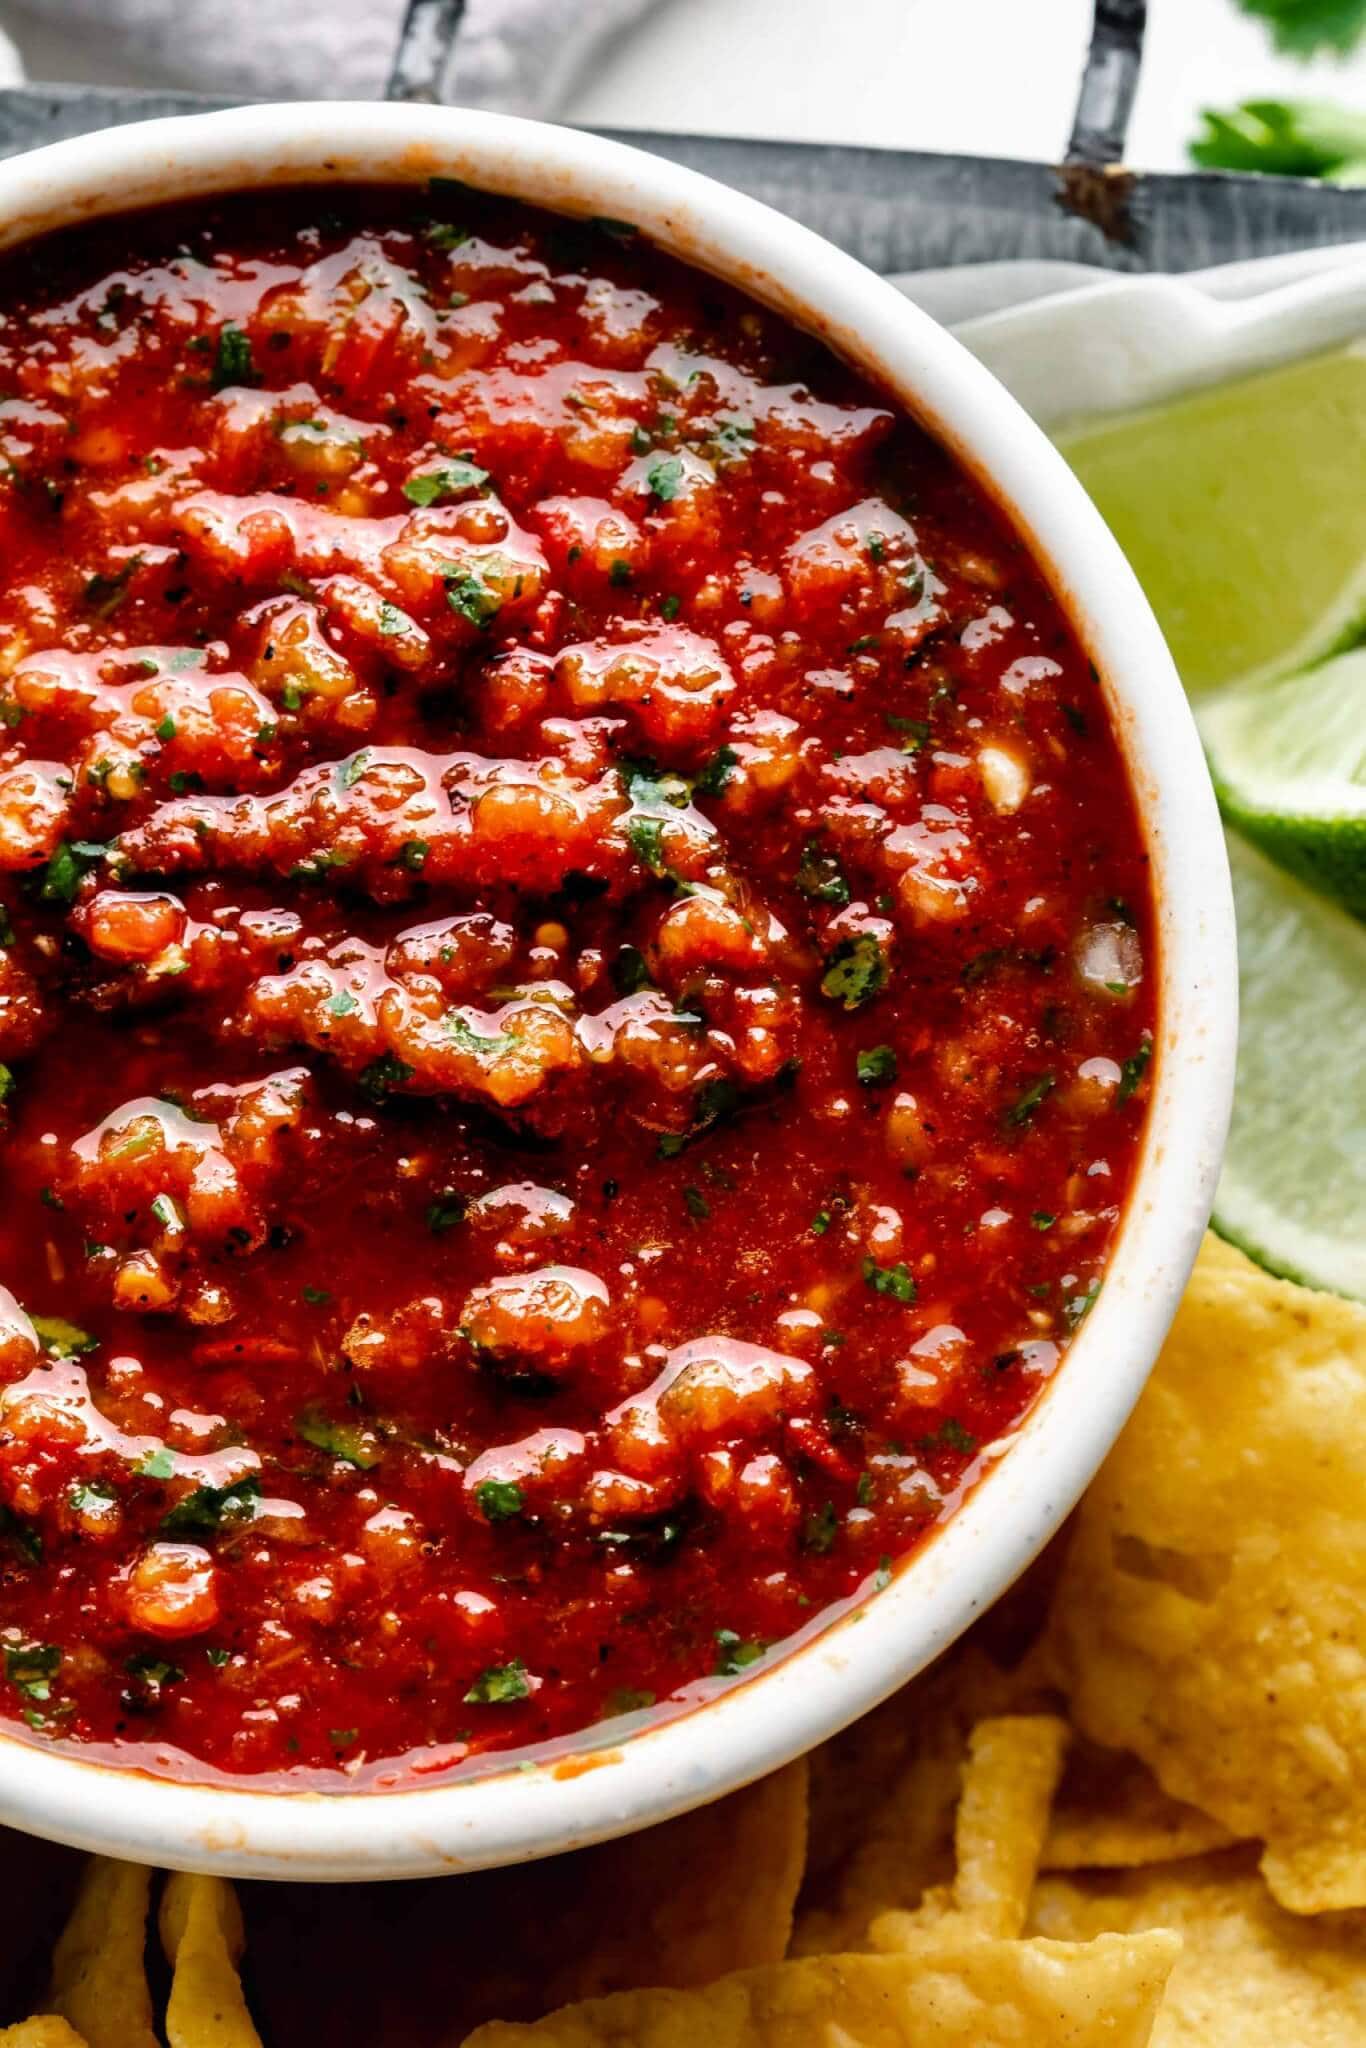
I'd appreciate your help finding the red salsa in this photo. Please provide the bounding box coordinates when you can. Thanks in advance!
[0,184,1154,1785]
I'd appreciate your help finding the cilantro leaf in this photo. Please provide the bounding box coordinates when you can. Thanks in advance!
[475,1479,524,1522]
[5,1642,60,1702]
[612,944,654,995]
[856,1044,897,1088]
[714,1629,766,1676]
[646,454,685,501]
[402,460,489,506]
[211,322,257,391]
[801,1501,839,1555]
[464,1659,531,1704]
[297,1411,380,1469]
[921,1417,978,1456]
[795,839,850,907]
[83,556,143,618]
[39,840,107,905]
[821,934,888,1011]
[30,1315,96,1358]
[862,1256,916,1303]
[358,1054,414,1103]
[695,744,738,798]
[1118,1037,1153,1106]
[443,1011,515,1060]
[1005,1071,1056,1128]
[1228,0,1366,58]
[627,815,667,875]
[443,557,518,628]
[160,1473,261,1538]
[1191,95,1366,177]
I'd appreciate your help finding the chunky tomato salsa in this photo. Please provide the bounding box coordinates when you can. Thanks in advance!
[0,183,1153,1785]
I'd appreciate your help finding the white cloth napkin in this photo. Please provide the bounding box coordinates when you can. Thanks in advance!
[0,0,660,112]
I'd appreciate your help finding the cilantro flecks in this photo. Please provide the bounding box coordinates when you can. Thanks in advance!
[820,934,887,1011]
[475,1479,524,1522]
[862,1256,916,1304]
[443,1011,515,1060]
[611,944,654,996]
[83,555,143,618]
[714,1630,766,1676]
[886,713,931,752]
[358,1054,414,1103]
[1117,1037,1153,1106]
[795,839,850,907]
[801,1502,839,1555]
[646,454,685,501]
[5,1642,60,1702]
[695,744,739,798]
[464,1659,531,1704]
[856,1045,897,1088]
[1064,1280,1102,1329]
[1005,1071,1056,1128]
[657,1076,739,1158]
[297,1411,380,1470]
[921,1417,978,1456]
[39,840,108,906]
[443,558,517,628]
[31,1315,97,1358]
[160,1474,261,1539]
[211,322,257,390]
[627,815,667,875]
[402,459,489,506]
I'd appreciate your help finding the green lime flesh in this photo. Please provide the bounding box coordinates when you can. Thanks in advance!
[1060,348,1366,699]
[1200,645,1366,917]
[1216,832,1366,1302]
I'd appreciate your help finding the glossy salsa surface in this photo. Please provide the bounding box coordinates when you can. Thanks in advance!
[0,184,1154,1786]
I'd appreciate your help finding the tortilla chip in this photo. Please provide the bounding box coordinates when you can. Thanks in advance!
[1042,1740,1240,1871]
[241,1760,807,2043]
[793,1654,1058,1955]
[867,1715,1067,1950]
[159,1875,261,2048]
[1028,1845,1366,2043]
[462,1931,1179,2048]
[943,1717,1069,1938]
[0,2024,88,2047]
[1044,1233,1366,1912]
[46,1861,156,2048]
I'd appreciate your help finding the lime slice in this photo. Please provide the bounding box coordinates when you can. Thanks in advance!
[1060,348,1366,698]
[1199,647,1366,916]
[1216,831,1366,1301]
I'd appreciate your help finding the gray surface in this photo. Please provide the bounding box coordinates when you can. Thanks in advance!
[0,84,1363,276]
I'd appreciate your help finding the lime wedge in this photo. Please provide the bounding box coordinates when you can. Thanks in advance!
[1200,647,1366,916]
[1216,832,1366,1301]
[1060,348,1366,698]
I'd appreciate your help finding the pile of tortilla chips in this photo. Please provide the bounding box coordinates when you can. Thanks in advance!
[4,1234,1366,2048]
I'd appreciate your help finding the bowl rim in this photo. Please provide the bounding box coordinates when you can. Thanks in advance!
[0,98,1237,1881]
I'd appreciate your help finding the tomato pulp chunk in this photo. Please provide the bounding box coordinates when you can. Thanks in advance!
[0,185,1154,1784]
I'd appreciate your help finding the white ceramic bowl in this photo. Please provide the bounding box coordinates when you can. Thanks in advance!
[0,101,1237,1881]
